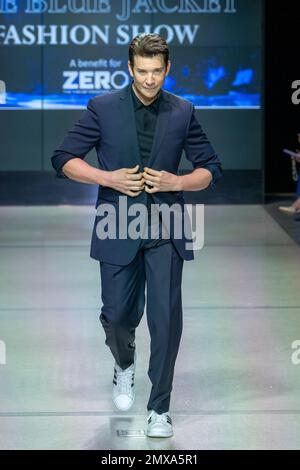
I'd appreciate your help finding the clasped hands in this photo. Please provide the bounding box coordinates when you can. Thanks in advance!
[108,164,182,197]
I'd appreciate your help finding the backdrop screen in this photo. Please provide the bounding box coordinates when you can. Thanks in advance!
[0,0,261,109]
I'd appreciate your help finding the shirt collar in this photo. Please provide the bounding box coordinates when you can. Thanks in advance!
[130,82,163,112]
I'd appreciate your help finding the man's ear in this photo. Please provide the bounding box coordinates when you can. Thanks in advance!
[128,60,133,77]
[166,60,171,76]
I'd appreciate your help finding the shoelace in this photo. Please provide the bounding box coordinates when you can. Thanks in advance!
[148,412,172,425]
[115,367,134,395]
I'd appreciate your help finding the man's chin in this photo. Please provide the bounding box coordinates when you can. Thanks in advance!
[143,87,158,93]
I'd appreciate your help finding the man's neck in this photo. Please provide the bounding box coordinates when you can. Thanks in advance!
[132,82,160,106]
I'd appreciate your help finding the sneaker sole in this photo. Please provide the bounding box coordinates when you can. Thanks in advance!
[146,429,174,438]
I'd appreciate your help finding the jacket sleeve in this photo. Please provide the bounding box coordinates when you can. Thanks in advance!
[51,98,101,178]
[183,105,222,188]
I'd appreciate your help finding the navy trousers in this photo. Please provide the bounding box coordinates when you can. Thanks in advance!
[99,211,184,414]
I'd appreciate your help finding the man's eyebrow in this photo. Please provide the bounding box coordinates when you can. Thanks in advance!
[136,67,164,71]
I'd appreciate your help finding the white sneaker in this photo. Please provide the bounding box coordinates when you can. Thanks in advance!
[146,410,174,438]
[112,353,136,411]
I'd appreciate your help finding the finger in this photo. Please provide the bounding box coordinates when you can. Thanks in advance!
[144,185,157,194]
[128,185,145,191]
[145,180,158,188]
[127,190,142,197]
[145,179,158,188]
[143,167,162,176]
[128,178,145,187]
[142,172,160,182]
[126,164,139,173]
[127,173,143,180]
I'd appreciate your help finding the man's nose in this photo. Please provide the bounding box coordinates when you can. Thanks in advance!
[145,74,155,84]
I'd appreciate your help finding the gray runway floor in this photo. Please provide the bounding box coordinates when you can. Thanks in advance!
[0,205,300,450]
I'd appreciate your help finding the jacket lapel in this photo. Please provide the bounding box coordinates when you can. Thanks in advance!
[148,92,172,168]
[118,85,143,168]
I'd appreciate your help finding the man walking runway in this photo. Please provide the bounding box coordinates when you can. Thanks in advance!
[51,33,222,438]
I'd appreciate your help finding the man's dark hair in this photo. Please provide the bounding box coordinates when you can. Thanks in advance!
[128,33,170,68]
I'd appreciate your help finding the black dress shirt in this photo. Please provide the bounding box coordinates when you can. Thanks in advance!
[130,83,162,210]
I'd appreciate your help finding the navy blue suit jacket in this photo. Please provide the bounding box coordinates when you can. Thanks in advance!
[51,84,222,265]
